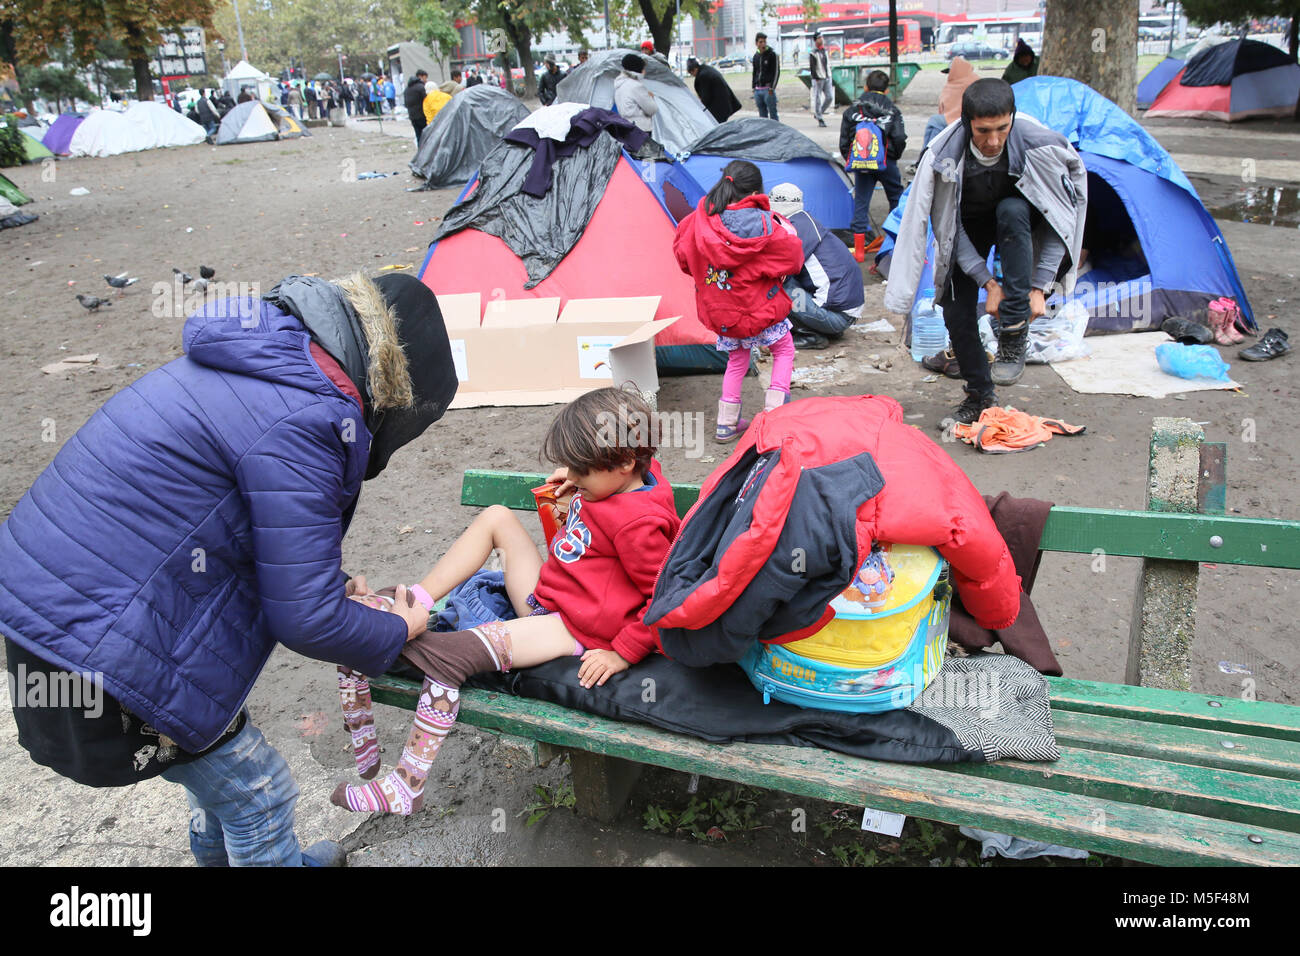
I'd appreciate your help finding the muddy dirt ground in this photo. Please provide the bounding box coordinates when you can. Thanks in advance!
[1,70,1296,865]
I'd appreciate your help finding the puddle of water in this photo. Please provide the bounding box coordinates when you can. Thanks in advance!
[1205,184,1300,228]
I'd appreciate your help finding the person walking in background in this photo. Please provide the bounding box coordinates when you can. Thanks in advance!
[342,77,355,116]
[369,77,384,115]
[304,82,319,120]
[688,57,742,123]
[613,54,657,134]
[809,33,833,128]
[840,70,906,262]
[383,75,396,113]
[538,55,564,106]
[406,69,429,145]
[1002,40,1039,84]
[752,32,780,120]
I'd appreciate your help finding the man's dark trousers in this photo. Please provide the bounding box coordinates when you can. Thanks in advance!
[937,195,1037,397]
[851,162,903,234]
[411,115,426,147]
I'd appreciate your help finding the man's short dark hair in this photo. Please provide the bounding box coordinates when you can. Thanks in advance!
[866,70,889,92]
[451,69,462,80]
[416,70,428,78]
[962,77,1016,122]
[755,32,767,41]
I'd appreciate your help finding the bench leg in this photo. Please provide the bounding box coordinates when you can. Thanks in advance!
[567,749,643,823]
[1126,418,1203,691]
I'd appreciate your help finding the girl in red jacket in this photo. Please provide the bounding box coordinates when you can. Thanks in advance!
[674,160,806,443]
[332,387,681,815]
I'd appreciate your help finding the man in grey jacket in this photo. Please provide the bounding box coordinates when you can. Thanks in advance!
[884,79,1087,425]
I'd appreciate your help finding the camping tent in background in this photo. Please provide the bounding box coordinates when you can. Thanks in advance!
[216,100,308,144]
[68,104,205,156]
[0,172,31,206]
[1136,38,1232,109]
[42,113,85,155]
[676,118,855,228]
[1146,38,1300,121]
[223,60,276,103]
[410,85,530,188]
[876,76,1254,334]
[419,115,719,371]
[555,48,717,156]
[1,172,36,229]
[20,129,53,162]
[124,101,206,149]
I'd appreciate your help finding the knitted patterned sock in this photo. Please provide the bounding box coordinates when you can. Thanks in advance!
[337,666,380,780]
[331,624,513,816]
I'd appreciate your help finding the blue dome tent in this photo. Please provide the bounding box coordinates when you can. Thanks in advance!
[877,76,1254,334]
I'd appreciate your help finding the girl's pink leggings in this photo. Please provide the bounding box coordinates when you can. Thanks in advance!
[721,331,795,404]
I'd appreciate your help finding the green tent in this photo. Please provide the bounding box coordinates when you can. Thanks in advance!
[0,171,31,205]
[21,129,53,162]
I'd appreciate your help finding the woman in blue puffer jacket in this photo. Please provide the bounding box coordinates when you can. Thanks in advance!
[0,272,456,866]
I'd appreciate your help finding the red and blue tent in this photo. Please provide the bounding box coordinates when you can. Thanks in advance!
[1147,38,1300,122]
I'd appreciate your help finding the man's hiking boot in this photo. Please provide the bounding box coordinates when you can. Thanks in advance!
[938,391,997,430]
[1161,315,1214,345]
[990,323,1029,386]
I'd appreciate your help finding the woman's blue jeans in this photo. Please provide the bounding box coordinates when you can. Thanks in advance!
[161,718,310,867]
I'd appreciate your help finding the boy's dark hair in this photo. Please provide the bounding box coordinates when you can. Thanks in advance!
[705,159,763,216]
[866,70,890,92]
[541,385,657,476]
[962,77,1016,123]
[451,69,463,81]
[755,32,767,41]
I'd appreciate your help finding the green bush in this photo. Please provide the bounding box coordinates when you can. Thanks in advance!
[0,117,28,169]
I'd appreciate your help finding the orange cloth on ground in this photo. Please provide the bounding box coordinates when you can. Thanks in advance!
[939,57,978,124]
[953,406,1085,453]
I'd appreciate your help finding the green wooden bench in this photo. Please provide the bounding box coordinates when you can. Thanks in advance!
[369,418,1300,865]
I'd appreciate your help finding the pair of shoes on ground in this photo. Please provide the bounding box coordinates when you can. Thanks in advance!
[1208,297,1247,345]
[1161,315,1215,345]
[1239,327,1290,361]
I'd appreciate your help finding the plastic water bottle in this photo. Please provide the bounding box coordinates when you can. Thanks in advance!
[910,288,949,363]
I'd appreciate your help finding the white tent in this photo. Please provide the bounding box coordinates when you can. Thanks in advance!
[224,60,276,102]
[68,103,204,157]
[125,101,206,149]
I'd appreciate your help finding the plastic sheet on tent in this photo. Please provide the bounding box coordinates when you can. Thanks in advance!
[420,138,717,366]
[42,113,84,155]
[677,118,854,229]
[555,48,716,156]
[124,101,206,150]
[69,105,204,157]
[876,76,1254,333]
[410,85,530,188]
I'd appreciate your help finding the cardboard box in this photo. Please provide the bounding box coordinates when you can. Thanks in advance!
[438,293,680,409]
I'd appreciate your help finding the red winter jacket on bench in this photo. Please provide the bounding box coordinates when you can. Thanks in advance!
[646,395,1022,666]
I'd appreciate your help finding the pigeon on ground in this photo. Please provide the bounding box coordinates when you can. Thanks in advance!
[191,277,210,293]
[199,265,216,280]
[104,273,138,291]
[172,268,193,285]
[76,294,113,312]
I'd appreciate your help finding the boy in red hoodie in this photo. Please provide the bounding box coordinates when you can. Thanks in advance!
[674,159,806,443]
[331,387,681,815]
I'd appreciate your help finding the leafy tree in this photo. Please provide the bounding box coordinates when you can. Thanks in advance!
[22,62,98,110]
[406,0,462,60]
[467,0,594,99]
[1179,0,1299,56]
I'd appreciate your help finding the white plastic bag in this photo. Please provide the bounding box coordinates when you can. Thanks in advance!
[977,301,1091,364]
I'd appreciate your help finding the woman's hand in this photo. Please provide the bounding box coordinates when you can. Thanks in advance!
[345,575,373,598]
[577,648,630,688]
[391,585,429,642]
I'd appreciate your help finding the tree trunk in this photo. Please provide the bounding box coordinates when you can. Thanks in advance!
[500,9,536,100]
[1040,0,1139,115]
[638,0,673,54]
[122,22,155,100]
[1289,15,1297,59]
[0,17,33,112]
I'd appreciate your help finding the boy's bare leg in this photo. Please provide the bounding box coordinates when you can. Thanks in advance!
[415,505,543,616]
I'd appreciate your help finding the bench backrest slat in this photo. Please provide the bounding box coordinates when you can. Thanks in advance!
[461,470,1300,570]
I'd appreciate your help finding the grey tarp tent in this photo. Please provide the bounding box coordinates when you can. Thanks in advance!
[554,48,716,156]
[410,85,530,188]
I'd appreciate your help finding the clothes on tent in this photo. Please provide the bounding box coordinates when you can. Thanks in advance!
[645,396,1023,667]
[410,85,531,189]
[948,492,1061,675]
[952,406,1086,454]
[504,107,648,198]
